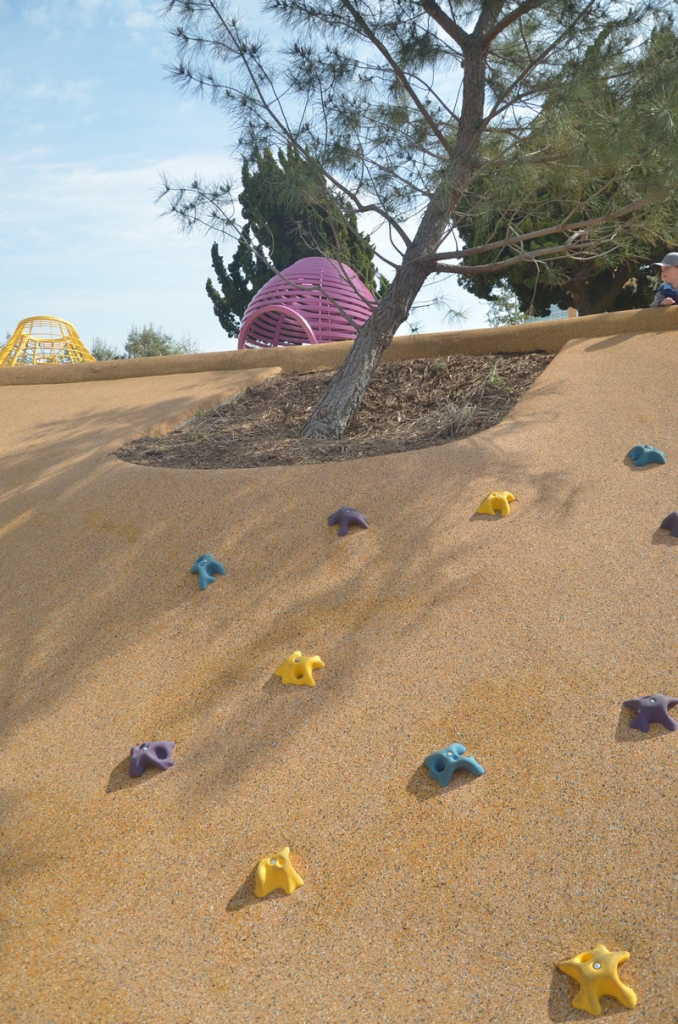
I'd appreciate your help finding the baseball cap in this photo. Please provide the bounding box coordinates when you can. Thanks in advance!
[652,252,678,267]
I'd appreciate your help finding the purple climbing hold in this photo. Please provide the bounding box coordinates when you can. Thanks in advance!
[327,506,368,537]
[623,694,678,733]
[660,512,678,538]
[129,741,176,777]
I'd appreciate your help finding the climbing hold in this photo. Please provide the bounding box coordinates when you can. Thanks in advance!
[255,846,304,898]
[623,692,678,732]
[424,742,485,787]
[628,444,666,466]
[190,553,225,590]
[328,506,368,536]
[660,512,678,538]
[275,650,325,687]
[558,944,637,1016]
[476,491,515,517]
[129,741,176,778]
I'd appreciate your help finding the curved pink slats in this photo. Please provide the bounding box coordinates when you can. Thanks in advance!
[237,257,376,349]
[238,305,317,349]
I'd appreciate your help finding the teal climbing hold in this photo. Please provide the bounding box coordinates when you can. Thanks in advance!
[627,445,665,466]
[191,553,225,590]
[424,742,485,787]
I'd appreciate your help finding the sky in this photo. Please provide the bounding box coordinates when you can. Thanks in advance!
[0,0,490,355]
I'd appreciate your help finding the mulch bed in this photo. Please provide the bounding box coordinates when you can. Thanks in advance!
[114,351,554,469]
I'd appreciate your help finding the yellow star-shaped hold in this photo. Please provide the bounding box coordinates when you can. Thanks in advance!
[476,491,515,516]
[274,650,324,686]
[255,846,304,898]
[558,943,637,1016]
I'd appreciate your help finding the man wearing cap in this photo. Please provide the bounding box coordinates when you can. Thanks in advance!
[650,252,678,306]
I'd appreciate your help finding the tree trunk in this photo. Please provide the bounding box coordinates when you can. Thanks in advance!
[301,30,491,440]
[568,262,632,315]
[299,206,455,439]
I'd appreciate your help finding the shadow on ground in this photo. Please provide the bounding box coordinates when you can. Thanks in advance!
[651,528,678,546]
[106,757,171,793]
[226,867,292,912]
[614,705,677,743]
[406,762,478,802]
[585,333,633,352]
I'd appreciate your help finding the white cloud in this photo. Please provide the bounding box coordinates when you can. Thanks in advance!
[24,77,98,108]
[125,9,154,30]
[22,0,155,33]
[23,4,52,29]
[0,150,243,352]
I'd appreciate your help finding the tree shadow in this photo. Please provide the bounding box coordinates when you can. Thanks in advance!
[547,965,632,1020]
[406,762,478,802]
[614,703,676,743]
[105,756,169,793]
[584,332,633,352]
[0,354,584,818]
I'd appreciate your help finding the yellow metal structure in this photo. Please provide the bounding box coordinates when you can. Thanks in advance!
[255,847,304,898]
[0,316,95,365]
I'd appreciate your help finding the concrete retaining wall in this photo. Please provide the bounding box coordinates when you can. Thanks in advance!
[1,305,676,386]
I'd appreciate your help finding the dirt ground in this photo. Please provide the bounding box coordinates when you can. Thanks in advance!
[114,352,553,469]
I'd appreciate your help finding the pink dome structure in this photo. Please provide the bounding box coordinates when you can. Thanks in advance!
[237,257,376,349]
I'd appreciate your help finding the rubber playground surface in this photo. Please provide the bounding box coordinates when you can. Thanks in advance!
[1,328,678,1023]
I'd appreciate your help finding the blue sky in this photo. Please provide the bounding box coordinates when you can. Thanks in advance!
[0,0,489,355]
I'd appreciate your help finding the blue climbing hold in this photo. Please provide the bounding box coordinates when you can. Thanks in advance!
[627,445,666,467]
[424,742,485,787]
[190,553,226,590]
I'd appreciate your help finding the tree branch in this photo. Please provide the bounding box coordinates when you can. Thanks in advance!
[432,240,593,275]
[338,0,454,154]
[432,196,667,262]
[419,0,470,49]
[481,0,548,46]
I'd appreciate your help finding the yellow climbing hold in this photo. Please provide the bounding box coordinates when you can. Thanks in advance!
[558,944,637,1016]
[476,491,515,517]
[275,650,325,687]
[255,846,304,898]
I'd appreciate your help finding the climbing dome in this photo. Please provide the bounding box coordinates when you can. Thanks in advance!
[0,316,95,365]
[237,257,376,349]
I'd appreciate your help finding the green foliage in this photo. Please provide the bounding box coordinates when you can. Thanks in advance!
[124,323,198,359]
[162,1,678,436]
[90,327,198,360]
[207,147,388,337]
[484,287,532,327]
[457,26,678,316]
[90,337,120,361]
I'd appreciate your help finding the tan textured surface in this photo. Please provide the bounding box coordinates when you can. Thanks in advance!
[1,329,678,1023]
[1,304,677,384]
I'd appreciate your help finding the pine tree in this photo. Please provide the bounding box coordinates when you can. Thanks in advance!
[455,27,678,317]
[164,1,678,438]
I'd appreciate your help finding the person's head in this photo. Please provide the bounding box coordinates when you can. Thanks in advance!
[653,253,678,289]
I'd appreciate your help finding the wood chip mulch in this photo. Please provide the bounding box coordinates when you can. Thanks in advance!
[114,351,554,469]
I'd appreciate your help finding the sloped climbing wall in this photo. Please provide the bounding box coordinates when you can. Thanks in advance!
[1,327,678,1023]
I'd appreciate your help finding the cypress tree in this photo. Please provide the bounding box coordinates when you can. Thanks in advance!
[206,147,388,337]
